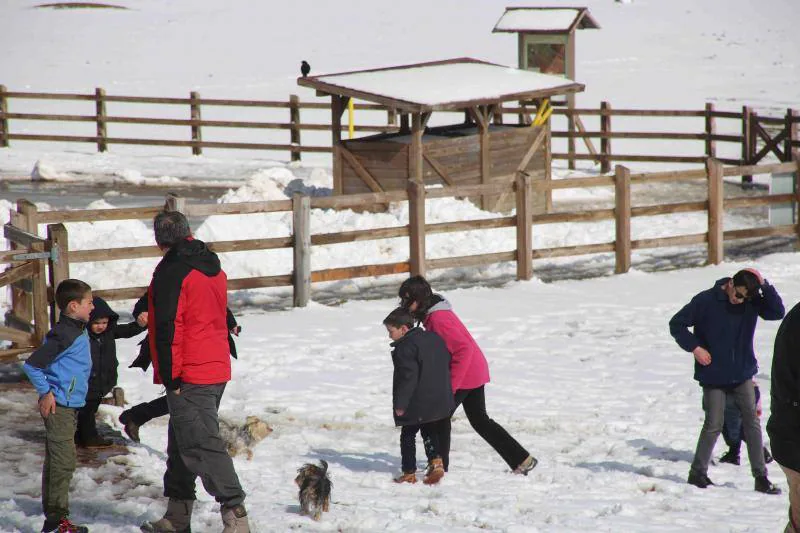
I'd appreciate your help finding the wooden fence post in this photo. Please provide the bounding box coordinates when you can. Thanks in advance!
[600,101,611,174]
[794,156,800,244]
[705,102,716,160]
[544,124,552,213]
[292,193,311,307]
[785,108,797,162]
[515,172,533,280]
[567,107,576,170]
[742,106,753,186]
[407,179,426,277]
[0,84,8,148]
[12,200,38,326]
[387,107,397,127]
[289,94,301,162]
[30,240,49,345]
[614,165,631,274]
[706,158,724,264]
[95,87,107,152]
[492,103,504,125]
[164,192,186,213]
[46,224,69,327]
[190,91,202,156]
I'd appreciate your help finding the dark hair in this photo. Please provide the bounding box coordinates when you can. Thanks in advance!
[55,279,92,312]
[732,270,760,295]
[383,307,415,330]
[153,210,191,248]
[398,275,434,321]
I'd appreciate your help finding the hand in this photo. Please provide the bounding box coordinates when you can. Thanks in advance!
[744,268,764,285]
[693,346,712,366]
[230,325,241,336]
[136,311,149,327]
[173,387,181,396]
[38,392,56,418]
[395,408,405,416]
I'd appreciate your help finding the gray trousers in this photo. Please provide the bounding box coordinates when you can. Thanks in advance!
[691,380,767,477]
[164,383,245,507]
[42,406,78,522]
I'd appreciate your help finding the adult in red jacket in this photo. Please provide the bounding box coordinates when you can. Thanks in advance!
[141,211,250,533]
[399,275,537,475]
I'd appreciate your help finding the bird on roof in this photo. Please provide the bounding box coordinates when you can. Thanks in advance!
[301,61,310,78]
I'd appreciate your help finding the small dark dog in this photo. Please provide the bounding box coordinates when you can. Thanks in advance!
[295,460,332,521]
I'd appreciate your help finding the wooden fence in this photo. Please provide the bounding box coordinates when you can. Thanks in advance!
[3,158,799,361]
[1,85,798,170]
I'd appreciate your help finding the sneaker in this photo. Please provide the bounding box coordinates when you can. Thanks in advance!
[754,475,781,495]
[393,471,417,484]
[513,455,538,475]
[719,449,740,465]
[687,470,714,488]
[42,517,89,533]
[764,447,774,464]
[119,412,140,443]
[423,458,445,485]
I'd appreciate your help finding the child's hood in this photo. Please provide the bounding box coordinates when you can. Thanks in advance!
[90,296,119,325]
[427,296,452,314]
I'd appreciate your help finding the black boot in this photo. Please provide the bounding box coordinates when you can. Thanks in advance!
[719,448,740,465]
[764,447,774,464]
[754,475,781,495]
[687,470,714,488]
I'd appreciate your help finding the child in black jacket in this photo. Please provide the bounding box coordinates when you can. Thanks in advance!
[384,307,454,485]
[76,296,146,447]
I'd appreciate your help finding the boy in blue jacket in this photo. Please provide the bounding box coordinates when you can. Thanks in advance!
[669,268,783,494]
[23,279,94,533]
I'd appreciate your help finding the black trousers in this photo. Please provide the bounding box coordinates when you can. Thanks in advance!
[122,395,169,427]
[400,418,449,473]
[75,398,102,442]
[423,385,530,471]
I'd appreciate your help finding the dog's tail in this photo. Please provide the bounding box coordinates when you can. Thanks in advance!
[319,459,328,475]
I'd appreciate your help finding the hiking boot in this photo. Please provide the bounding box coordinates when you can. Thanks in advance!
[754,475,781,495]
[42,518,89,533]
[423,458,445,485]
[78,435,114,448]
[221,504,250,533]
[719,449,740,465]
[119,412,141,443]
[513,455,538,475]
[393,471,417,484]
[687,470,714,488]
[764,447,774,464]
[112,387,127,407]
[141,499,194,533]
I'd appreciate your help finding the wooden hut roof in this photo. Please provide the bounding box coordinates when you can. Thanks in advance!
[492,7,600,34]
[297,58,584,113]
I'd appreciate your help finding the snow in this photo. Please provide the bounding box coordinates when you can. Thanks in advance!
[0,0,799,532]
[304,60,582,108]
[493,8,587,33]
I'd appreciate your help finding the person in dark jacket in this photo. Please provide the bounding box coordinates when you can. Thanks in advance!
[384,307,454,485]
[139,210,249,533]
[767,300,800,531]
[118,295,240,443]
[669,268,784,494]
[75,296,146,447]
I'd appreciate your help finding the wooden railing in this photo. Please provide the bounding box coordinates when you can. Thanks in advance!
[1,85,798,170]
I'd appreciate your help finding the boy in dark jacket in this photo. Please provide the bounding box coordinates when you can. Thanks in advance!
[669,268,783,494]
[22,279,94,533]
[76,296,146,447]
[383,307,454,485]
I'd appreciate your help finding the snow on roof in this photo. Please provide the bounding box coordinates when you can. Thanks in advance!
[297,58,583,112]
[492,7,599,33]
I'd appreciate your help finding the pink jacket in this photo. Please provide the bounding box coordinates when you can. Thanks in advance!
[423,298,490,392]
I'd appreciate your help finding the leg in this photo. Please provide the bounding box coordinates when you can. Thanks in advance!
[421,417,451,471]
[460,386,530,470]
[166,383,245,507]
[75,398,100,443]
[690,386,726,476]
[42,407,77,523]
[780,465,800,533]
[399,425,420,473]
[730,380,767,477]
[121,395,169,427]
[721,392,743,452]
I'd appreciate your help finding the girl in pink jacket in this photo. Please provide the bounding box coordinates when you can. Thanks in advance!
[399,275,537,475]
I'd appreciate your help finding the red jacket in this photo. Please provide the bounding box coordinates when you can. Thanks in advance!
[148,237,231,388]
[423,298,490,392]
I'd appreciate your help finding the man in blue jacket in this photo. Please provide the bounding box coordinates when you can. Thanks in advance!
[670,268,784,494]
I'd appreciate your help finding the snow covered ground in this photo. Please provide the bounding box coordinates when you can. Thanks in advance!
[1,0,799,531]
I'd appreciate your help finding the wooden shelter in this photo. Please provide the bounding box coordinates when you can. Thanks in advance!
[298,58,584,213]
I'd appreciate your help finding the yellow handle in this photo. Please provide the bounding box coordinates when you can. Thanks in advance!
[532,99,551,126]
[348,99,355,139]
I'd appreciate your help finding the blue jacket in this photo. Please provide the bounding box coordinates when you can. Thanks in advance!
[23,314,91,408]
[669,277,785,387]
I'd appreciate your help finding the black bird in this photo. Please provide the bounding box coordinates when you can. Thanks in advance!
[301,61,310,78]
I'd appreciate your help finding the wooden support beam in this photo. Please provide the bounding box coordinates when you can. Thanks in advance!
[0,325,34,346]
[407,179,426,277]
[331,95,344,195]
[339,145,385,193]
[705,102,716,160]
[423,153,455,186]
[292,194,311,307]
[614,165,631,274]
[517,127,548,173]
[515,172,533,280]
[0,261,35,287]
[46,224,69,326]
[706,158,724,264]
[600,101,612,173]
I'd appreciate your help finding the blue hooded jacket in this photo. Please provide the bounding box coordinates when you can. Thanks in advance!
[669,277,785,387]
[23,314,91,408]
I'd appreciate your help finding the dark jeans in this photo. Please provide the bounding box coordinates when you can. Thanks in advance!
[121,395,169,427]
[400,418,449,473]
[43,406,78,522]
[423,385,530,471]
[164,383,245,507]
[76,398,101,442]
[722,385,761,452]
